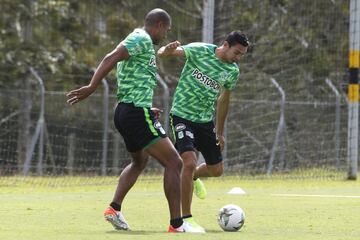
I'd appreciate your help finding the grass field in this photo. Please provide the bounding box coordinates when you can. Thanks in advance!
[0,174,360,240]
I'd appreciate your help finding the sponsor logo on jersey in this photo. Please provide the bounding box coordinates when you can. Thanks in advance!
[175,123,186,132]
[149,56,156,67]
[191,68,220,91]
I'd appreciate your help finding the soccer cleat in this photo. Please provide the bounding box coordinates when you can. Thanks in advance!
[193,178,207,199]
[184,217,206,233]
[168,224,185,233]
[168,221,205,233]
[104,206,130,230]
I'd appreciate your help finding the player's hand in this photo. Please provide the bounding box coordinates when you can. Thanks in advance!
[151,107,163,119]
[216,135,225,151]
[66,85,95,105]
[163,41,181,54]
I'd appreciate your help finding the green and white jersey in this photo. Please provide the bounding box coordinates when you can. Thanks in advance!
[116,28,157,108]
[171,42,240,123]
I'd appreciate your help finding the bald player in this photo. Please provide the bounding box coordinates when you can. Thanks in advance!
[67,9,200,233]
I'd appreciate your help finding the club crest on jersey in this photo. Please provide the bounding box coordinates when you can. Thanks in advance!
[191,68,220,91]
[154,121,165,134]
[149,56,156,67]
[175,123,186,132]
[133,45,142,54]
[220,71,230,81]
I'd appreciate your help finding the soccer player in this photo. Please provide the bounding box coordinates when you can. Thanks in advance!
[158,31,249,232]
[67,8,200,233]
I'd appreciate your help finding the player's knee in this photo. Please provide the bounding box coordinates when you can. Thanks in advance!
[183,158,197,172]
[132,160,147,172]
[170,154,183,173]
[181,152,197,172]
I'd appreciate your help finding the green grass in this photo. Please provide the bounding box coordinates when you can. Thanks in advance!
[0,175,360,240]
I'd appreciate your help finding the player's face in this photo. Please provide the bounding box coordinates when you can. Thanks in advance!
[153,22,171,45]
[224,42,248,63]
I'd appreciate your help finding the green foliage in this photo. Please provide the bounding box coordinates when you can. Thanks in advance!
[0,0,350,97]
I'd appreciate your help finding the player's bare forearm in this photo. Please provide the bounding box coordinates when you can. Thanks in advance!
[216,104,228,137]
[67,44,129,105]
[89,44,130,89]
[157,41,184,57]
[66,56,115,105]
[216,90,231,150]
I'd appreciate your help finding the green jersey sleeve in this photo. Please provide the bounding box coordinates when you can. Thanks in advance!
[122,32,149,56]
[182,42,207,60]
[223,67,240,90]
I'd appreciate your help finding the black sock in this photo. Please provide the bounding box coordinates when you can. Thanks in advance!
[170,217,183,228]
[193,177,198,181]
[182,214,192,219]
[110,202,121,211]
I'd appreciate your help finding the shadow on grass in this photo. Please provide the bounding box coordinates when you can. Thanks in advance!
[206,229,231,234]
[106,229,226,235]
[105,230,164,235]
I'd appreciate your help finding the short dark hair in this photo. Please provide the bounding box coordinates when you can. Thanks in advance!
[145,8,171,27]
[225,31,250,47]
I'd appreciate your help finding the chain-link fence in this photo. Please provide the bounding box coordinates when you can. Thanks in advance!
[0,75,350,177]
[0,0,355,178]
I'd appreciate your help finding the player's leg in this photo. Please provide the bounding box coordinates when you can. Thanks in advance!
[145,138,204,233]
[180,151,206,233]
[180,150,197,216]
[170,115,198,214]
[145,137,183,221]
[193,121,223,193]
[111,150,149,208]
[108,104,200,233]
[136,108,201,232]
[104,150,148,230]
[170,115,205,233]
[104,102,148,230]
[194,161,224,178]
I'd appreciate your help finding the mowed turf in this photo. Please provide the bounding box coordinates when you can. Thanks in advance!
[0,174,359,240]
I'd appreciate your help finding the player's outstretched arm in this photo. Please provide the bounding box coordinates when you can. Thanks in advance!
[67,43,130,105]
[215,89,231,151]
[157,41,184,58]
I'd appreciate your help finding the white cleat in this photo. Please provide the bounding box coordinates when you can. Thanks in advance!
[104,207,130,230]
[168,221,205,233]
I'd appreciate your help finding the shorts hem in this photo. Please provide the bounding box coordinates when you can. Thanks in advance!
[143,137,162,150]
[204,158,223,166]
[178,147,196,155]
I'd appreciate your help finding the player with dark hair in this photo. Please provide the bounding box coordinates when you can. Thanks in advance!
[67,8,200,233]
[158,30,249,232]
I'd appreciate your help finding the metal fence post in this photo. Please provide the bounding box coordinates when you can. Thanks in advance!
[23,67,45,176]
[267,78,286,174]
[156,74,170,133]
[66,133,75,175]
[101,79,109,176]
[325,78,341,168]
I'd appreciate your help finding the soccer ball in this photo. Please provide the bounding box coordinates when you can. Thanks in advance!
[217,204,245,232]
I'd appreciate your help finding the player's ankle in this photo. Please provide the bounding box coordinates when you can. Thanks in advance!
[170,217,183,228]
[110,202,121,211]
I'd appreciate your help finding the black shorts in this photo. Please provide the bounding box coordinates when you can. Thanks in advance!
[170,114,222,165]
[114,102,167,152]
